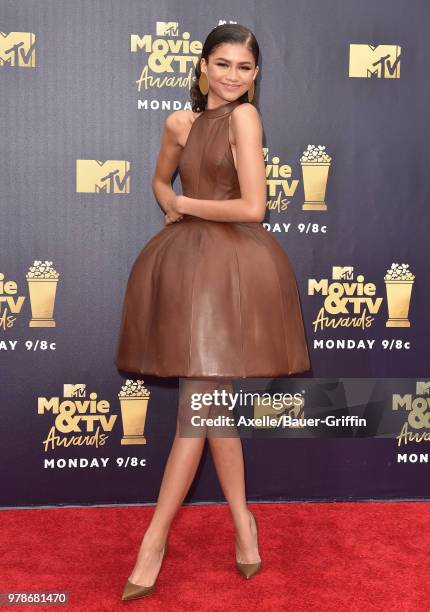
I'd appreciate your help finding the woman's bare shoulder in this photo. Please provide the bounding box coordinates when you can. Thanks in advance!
[231,101,261,120]
[229,102,262,145]
[164,109,201,147]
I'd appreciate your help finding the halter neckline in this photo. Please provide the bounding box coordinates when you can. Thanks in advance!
[202,99,241,118]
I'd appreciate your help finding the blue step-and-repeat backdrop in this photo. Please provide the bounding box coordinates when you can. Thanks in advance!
[1,0,429,507]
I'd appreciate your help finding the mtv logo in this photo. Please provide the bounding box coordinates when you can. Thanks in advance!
[416,382,430,395]
[253,395,304,429]
[332,266,354,280]
[0,32,36,67]
[76,160,131,194]
[64,384,86,398]
[349,44,401,78]
[156,22,178,37]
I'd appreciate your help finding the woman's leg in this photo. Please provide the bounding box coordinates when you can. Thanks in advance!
[207,378,261,564]
[127,377,217,586]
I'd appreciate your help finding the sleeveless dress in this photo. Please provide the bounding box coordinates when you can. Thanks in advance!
[115,99,310,378]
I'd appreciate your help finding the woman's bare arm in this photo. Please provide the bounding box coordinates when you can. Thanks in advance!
[151,112,186,213]
[177,103,267,223]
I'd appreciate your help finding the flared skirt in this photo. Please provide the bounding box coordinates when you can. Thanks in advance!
[115,218,310,378]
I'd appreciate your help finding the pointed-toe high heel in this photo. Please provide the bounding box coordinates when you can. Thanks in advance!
[121,541,168,601]
[236,512,262,579]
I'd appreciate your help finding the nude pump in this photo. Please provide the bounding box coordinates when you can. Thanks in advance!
[121,541,168,601]
[236,512,262,579]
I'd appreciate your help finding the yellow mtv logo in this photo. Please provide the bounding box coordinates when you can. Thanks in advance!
[253,395,304,429]
[76,160,131,193]
[332,266,354,280]
[0,32,36,67]
[64,384,86,398]
[416,382,430,395]
[156,22,178,37]
[349,44,401,78]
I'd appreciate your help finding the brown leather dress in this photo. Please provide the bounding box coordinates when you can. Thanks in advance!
[115,99,310,378]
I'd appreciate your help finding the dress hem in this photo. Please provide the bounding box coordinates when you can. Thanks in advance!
[115,362,311,379]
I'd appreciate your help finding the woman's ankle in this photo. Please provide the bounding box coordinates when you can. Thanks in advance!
[142,527,168,550]
[231,506,253,532]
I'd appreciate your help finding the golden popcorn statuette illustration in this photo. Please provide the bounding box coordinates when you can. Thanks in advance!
[118,379,151,445]
[300,145,331,211]
[384,263,415,328]
[26,260,60,328]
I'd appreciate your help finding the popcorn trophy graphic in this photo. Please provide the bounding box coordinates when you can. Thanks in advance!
[26,260,60,327]
[118,379,151,445]
[384,263,415,327]
[300,145,332,211]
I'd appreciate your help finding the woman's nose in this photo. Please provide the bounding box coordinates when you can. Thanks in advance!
[227,68,239,79]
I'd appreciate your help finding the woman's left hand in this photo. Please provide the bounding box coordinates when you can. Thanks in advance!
[165,211,183,225]
[164,194,185,225]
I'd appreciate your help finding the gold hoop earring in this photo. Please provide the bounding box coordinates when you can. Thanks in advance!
[247,80,255,103]
[198,72,209,95]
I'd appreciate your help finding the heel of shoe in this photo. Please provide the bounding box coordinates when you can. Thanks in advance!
[121,540,169,601]
[236,512,262,580]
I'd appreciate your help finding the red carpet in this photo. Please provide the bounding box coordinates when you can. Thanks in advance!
[1,502,429,611]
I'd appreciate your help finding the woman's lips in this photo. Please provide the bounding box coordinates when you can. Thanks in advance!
[222,83,240,90]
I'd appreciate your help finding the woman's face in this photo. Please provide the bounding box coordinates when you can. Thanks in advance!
[200,42,258,104]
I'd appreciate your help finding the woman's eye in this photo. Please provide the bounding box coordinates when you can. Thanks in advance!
[217,63,250,70]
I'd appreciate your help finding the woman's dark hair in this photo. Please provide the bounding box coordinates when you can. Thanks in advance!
[190,24,259,113]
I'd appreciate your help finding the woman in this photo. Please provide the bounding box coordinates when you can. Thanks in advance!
[116,23,310,601]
